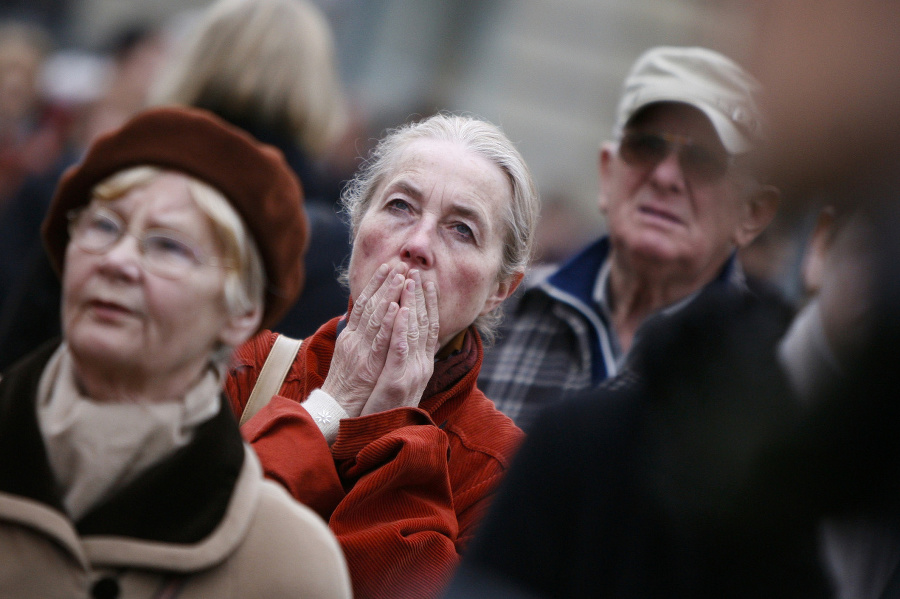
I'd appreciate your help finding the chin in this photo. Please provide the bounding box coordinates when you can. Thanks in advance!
[627,238,684,265]
[67,329,137,366]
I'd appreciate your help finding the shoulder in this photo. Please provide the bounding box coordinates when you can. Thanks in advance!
[230,330,280,369]
[232,475,352,598]
[445,388,524,468]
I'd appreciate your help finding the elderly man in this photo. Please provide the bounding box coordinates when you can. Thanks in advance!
[479,45,780,429]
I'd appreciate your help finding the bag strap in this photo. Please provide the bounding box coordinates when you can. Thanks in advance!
[239,334,302,426]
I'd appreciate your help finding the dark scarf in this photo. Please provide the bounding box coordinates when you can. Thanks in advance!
[0,341,245,544]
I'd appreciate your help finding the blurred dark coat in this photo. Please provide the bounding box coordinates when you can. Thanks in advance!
[445,287,835,599]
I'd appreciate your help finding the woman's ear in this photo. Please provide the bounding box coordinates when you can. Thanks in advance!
[733,185,781,248]
[480,270,525,316]
[218,303,263,348]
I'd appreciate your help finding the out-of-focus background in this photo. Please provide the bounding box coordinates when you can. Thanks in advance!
[1,0,770,259]
[3,0,811,323]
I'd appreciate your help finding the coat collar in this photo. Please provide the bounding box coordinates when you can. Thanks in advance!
[0,342,245,545]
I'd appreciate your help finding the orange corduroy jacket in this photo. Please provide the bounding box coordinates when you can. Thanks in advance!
[225,318,524,599]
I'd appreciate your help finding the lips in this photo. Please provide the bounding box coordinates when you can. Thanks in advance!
[87,298,137,320]
[637,205,684,226]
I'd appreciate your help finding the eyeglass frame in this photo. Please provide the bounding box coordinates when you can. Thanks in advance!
[616,129,746,186]
[66,205,233,280]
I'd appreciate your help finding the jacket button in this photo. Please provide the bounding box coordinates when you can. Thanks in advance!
[91,576,120,599]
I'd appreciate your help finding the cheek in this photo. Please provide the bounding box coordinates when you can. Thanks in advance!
[348,224,390,297]
[61,253,92,326]
[440,256,501,319]
[143,279,228,346]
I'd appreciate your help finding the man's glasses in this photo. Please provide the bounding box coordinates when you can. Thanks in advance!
[68,206,231,280]
[618,130,733,184]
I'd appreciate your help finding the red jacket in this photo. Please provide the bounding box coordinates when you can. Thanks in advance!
[226,317,524,599]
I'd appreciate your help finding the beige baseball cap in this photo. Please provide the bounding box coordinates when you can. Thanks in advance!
[613,46,764,154]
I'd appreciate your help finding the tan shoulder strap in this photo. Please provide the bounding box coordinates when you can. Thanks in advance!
[239,334,302,426]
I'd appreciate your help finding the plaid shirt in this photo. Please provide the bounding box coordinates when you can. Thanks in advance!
[479,236,745,431]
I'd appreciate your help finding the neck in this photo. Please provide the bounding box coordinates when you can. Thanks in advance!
[70,354,212,404]
[607,255,717,353]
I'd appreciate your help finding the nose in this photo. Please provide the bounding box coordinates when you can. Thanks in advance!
[97,234,143,281]
[400,221,435,268]
[648,148,687,194]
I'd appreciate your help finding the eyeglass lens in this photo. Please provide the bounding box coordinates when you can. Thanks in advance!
[619,131,729,183]
[69,207,208,279]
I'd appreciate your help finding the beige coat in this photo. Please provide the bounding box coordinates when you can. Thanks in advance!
[0,344,352,599]
[0,447,352,598]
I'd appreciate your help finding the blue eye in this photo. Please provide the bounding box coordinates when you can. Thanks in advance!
[453,222,474,240]
[76,209,123,249]
[388,198,411,212]
[90,214,120,234]
[144,232,200,266]
[83,212,121,237]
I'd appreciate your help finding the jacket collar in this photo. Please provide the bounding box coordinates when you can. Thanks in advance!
[545,236,744,308]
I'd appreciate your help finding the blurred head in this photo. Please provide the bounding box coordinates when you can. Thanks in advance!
[43,106,308,337]
[151,0,348,157]
[0,20,51,123]
[750,0,900,196]
[341,113,539,346]
[599,46,778,286]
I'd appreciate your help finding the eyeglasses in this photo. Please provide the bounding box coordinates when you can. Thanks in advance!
[67,206,231,279]
[618,130,733,184]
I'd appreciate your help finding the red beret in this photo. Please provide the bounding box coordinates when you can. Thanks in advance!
[42,106,308,331]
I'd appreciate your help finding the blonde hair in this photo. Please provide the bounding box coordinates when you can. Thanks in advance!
[91,166,265,323]
[150,0,347,156]
[340,113,540,345]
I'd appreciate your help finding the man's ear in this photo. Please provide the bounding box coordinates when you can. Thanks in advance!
[734,185,781,248]
[219,303,264,348]
[801,206,837,295]
[480,270,524,316]
[598,143,617,213]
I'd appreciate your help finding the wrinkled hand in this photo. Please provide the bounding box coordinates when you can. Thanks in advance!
[361,269,440,416]
[321,263,408,417]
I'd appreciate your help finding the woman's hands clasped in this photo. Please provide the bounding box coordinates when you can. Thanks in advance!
[321,263,440,418]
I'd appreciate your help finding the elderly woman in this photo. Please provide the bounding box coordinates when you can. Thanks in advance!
[0,107,352,598]
[227,113,540,598]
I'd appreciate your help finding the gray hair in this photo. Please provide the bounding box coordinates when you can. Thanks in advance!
[340,113,540,345]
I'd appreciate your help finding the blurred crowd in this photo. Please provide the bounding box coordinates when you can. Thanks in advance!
[1,0,900,597]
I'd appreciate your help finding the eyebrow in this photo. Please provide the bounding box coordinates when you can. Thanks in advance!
[388,178,492,234]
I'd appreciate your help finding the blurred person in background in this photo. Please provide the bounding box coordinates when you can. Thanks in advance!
[150,0,354,339]
[227,112,540,598]
[478,45,781,430]
[445,281,827,598]
[0,19,71,209]
[0,22,170,370]
[0,106,352,598]
[753,0,900,596]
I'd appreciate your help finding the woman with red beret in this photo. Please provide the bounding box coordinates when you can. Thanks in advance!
[0,106,351,598]
[227,113,541,599]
